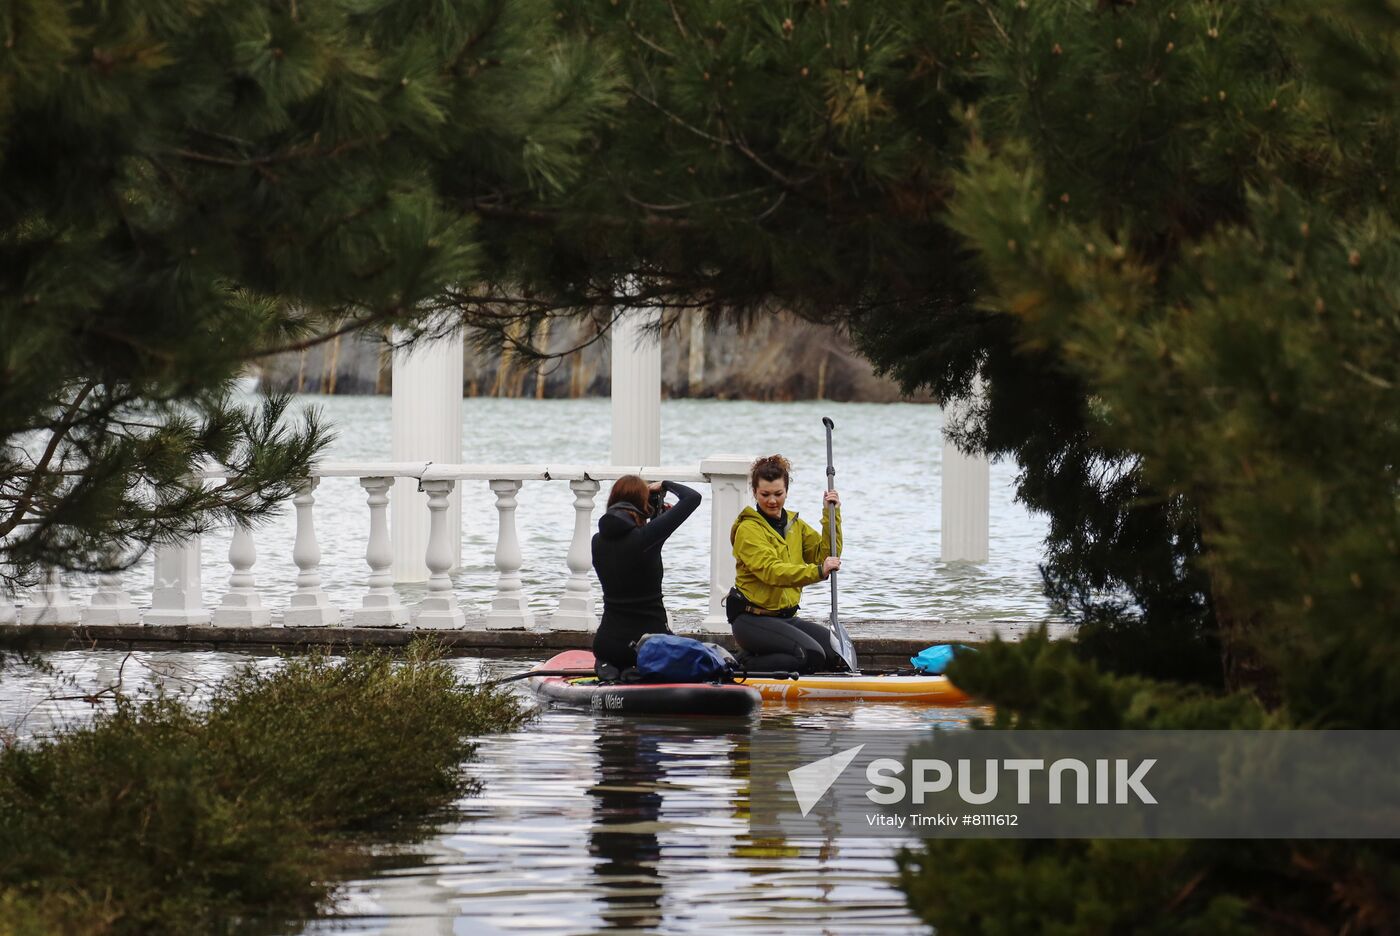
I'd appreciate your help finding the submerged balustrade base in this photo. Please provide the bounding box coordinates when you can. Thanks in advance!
[0,616,1054,669]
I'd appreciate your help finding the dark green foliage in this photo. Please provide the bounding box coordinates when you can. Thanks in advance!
[0,643,528,935]
[0,0,620,591]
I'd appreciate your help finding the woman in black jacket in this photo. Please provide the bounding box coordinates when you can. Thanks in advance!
[591,474,701,675]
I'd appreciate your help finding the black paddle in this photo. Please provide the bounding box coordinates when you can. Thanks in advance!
[822,417,859,672]
[485,667,804,687]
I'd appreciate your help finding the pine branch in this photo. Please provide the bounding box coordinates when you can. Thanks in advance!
[0,381,96,539]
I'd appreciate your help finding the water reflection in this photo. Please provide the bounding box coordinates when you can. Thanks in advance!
[0,653,978,934]
[588,724,666,931]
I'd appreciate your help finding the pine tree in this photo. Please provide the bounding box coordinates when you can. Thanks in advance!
[537,3,1399,928]
[0,0,619,590]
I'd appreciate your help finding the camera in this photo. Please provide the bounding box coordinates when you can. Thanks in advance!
[647,487,667,516]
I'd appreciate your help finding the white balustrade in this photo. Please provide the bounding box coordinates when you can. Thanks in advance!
[212,522,271,627]
[484,478,533,630]
[7,457,759,635]
[354,476,410,627]
[144,537,210,626]
[20,570,81,625]
[413,478,465,628]
[83,558,140,625]
[283,478,341,627]
[549,476,600,631]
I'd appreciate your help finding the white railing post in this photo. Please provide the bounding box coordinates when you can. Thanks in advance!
[550,477,600,631]
[83,554,140,625]
[212,522,270,627]
[700,455,753,631]
[20,570,81,625]
[85,575,139,625]
[144,537,210,626]
[485,478,533,629]
[414,479,465,628]
[354,476,410,627]
[283,478,341,627]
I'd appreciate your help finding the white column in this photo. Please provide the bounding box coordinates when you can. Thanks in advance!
[391,327,463,582]
[83,559,140,626]
[212,522,271,627]
[283,478,341,626]
[144,538,210,626]
[20,570,82,625]
[0,590,15,625]
[413,479,465,628]
[550,478,600,631]
[610,308,662,465]
[484,478,533,629]
[940,389,990,563]
[354,476,410,627]
[700,455,753,631]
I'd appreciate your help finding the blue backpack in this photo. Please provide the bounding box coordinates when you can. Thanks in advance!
[635,634,733,683]
[910,643,976,675]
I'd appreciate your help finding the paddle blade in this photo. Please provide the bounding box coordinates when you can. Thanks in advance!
[829,615,858,672]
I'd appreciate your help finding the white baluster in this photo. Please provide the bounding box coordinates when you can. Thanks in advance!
[283,478,341,627]
[212,522,270,627]
[354,476,410,627]
[20,570,81,625]
[143,537,210,626]
[701,455,754,632]
[413,479,465,628]
[485,478,533,630]
[83,554,140,625]
[550,478,600,631]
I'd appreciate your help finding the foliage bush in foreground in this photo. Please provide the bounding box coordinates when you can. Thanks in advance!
[0,643,528,935]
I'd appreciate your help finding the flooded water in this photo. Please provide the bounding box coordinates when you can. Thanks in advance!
[1,650,982,934]
[64,395,1055,626]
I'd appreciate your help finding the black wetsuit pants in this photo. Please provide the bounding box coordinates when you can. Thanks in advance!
[731,613,845,673]
[593,622,670,670]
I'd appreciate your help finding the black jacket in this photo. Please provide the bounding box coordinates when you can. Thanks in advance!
[591,480,701,638]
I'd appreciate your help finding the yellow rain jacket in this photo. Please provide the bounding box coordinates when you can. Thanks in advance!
[729,505,842,612]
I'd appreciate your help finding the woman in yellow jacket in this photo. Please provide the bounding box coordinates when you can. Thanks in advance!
[727,454,845,673]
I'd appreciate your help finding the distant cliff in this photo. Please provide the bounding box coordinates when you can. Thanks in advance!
[259,312,930,403]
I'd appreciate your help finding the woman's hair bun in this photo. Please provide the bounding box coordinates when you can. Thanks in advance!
[750,454,792,491]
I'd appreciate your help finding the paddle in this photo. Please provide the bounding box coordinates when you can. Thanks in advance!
[486,667,805,687]
[822,417,859,672]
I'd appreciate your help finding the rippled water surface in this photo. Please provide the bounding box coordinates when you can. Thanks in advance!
[1,651,985,935]
[81,395,1055,624]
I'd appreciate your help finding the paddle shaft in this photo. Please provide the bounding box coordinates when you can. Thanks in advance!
[488,668,808,686]
[822,417,858,671]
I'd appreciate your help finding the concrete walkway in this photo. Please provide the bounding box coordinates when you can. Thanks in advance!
[0,614,1064,670]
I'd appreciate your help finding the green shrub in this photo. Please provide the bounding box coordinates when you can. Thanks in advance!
[0,642,528,935]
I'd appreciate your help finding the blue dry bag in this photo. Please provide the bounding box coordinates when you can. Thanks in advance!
[909,643,975,675]
[635,634,733,682]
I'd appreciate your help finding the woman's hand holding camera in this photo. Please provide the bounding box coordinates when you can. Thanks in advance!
[647,481,669,514]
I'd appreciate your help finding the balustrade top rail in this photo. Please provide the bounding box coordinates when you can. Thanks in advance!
[200,462,719,483]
